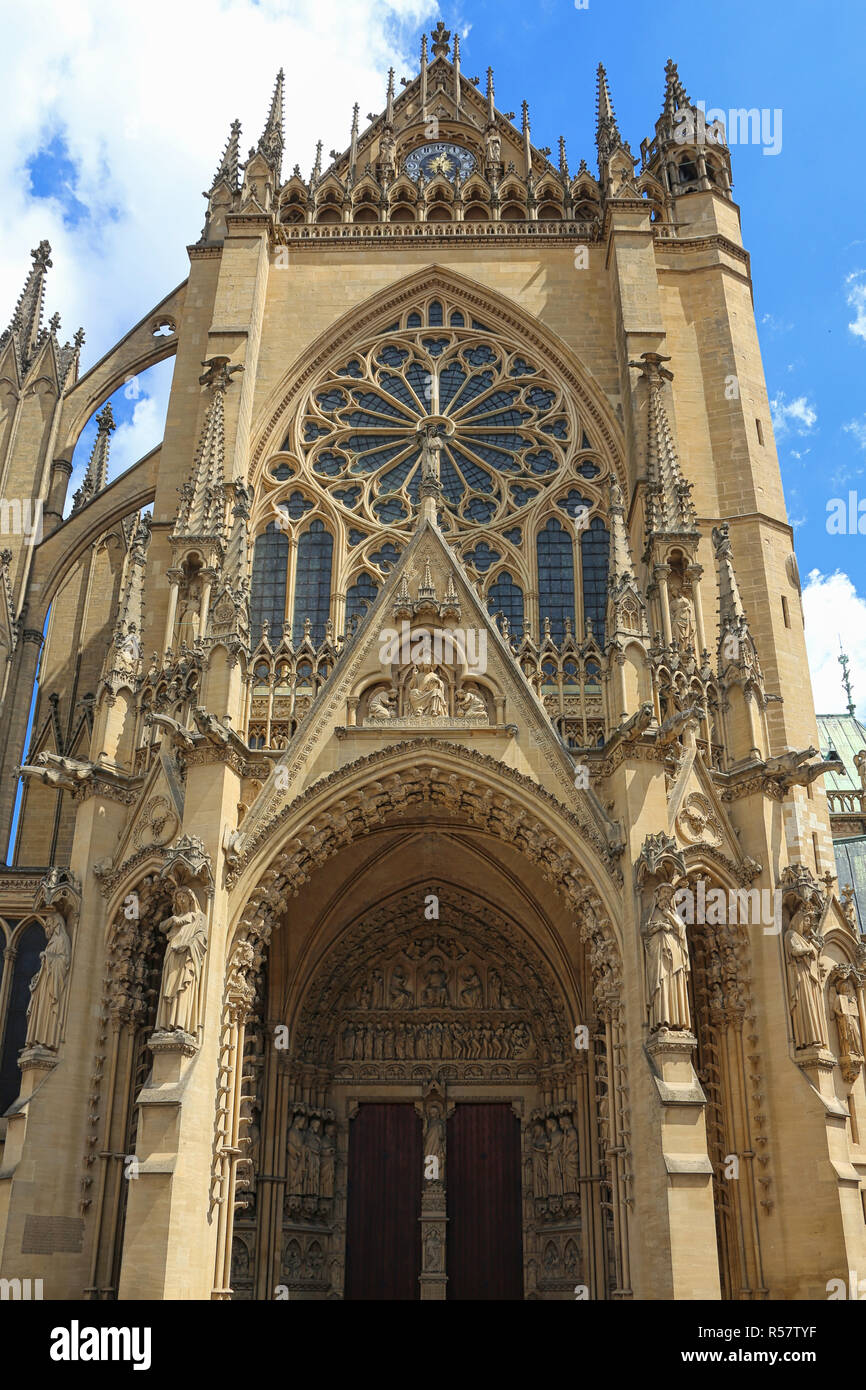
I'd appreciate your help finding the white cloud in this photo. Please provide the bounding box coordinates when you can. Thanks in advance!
[802,569,866,719]
[0,0,437,368]
[770,392,817,439]
[846,270,866,341]
[844,417,866,450]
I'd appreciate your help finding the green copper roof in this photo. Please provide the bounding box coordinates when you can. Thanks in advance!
[816,713,866,793]
[833,834,866,936]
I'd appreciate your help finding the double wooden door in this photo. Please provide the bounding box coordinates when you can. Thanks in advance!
[344,1102,523,1300]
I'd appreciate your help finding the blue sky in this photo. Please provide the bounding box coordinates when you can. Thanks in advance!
[6,0,866,715]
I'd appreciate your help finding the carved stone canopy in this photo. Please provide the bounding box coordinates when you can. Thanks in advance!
[635,832,687,888]
[159,833,214,897]
[34,866,81,923]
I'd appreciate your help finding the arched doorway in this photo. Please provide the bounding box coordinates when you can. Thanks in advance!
[226,809,624,1301]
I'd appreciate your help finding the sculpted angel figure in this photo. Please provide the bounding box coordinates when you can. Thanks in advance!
[25,910,72,1051]
[456,687,487,719]
[408,663,448,718]
[155,886,208,1036]
[367,686,397,720]
[644,881,692,1032]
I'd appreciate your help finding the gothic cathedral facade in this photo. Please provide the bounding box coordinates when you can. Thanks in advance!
[0,26,863,1300]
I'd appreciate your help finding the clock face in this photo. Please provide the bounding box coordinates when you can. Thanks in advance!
[403,142,476,182]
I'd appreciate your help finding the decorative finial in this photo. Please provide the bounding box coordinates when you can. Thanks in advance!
[839,639,856,718]
[430,20,451,59]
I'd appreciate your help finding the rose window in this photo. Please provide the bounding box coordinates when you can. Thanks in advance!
[297,313,596,532]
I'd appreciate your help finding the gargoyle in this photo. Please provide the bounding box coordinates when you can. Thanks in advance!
[192,706,231,746]
[148,712,196,748]
[619,702,654,743]
[19,751,95,791]
[764,747,844,791]
[656,702,705,746]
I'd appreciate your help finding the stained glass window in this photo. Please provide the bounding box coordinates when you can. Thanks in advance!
[537,518,575,644]
[487,571,525,634]
[581,517,611,646]
[250,522,289,640]
[346,571,380,621]
[293,521,333,644]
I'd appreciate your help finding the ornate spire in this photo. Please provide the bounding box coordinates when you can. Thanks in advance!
[595,64,622,164]
[72,402,115,511]
[258,69,285,174]
[2,240,52,374]
[521,99,532,176]
[486,66,495,121]
[662,58,691,116]
[420,33,428,108]
[173,357,243,541]
[711,521,764,690]
[386,66,395,124]
[606,474,648,648]
[349,104,359,179]
[102,513,150,688]
[631,353,698,544]
[453,32,461,106]
[311,140,323,187]
[558,136,569,180]
[211,118,241,191]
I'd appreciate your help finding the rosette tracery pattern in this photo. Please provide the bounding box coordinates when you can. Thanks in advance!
[298,309,584,534]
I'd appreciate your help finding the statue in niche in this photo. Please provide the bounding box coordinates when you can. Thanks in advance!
[531,1118,549,1201]
[456,687,487,719]
[389,965,413,1009]
[408,663,448,718]
[546,1116,564,1204]
[370,968,385,1009]
[117,623,142,661]
[644,881,692,1032]
[154,886,208,1037]
[287,1111,307,1198]
[421,956,450,1007]
[669,587,696,651]
[356,978,372,1010]
[560,1113,580,1196]
[460,966,482,1009]
[785,905,826,1049]
[423,1101,446,1179]
[832,975,864,1080]
[176,580,202,650]
[341,1020,355,1058]
[25,910,72,1051]
[488,968,502,1009]
[304,1115,323,1198]
[367,686,396,720]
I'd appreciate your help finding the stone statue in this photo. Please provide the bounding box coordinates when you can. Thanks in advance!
[456,687,487,719]
[367,686,396,720]
[488,968,502,1008]
[389,964,413,1008]
[287,1111,307,1197]
[421,956,450,1006]
[832,975,863,1078]
[560,1113,579,1195]
[531,1118,549,1200]
[545,1115,564,1201]
[408,663,448,718]
[155,886,208,1036]
[459,966,482,1009]
[319,1119,337,1200]
[118,623,142,660]
[423,1101,446,1179]
[304,1115,323,1197]
[177,582,201,649]
[644,881,692,1032]
[25,910,72,1051]
[485,126,501,164]
[785,907,826,1048]
[420,427,442,483]
[670,590,695,651]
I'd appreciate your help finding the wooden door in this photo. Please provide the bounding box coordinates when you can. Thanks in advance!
[447,1103,524,1300]
[344,1103,422,1300]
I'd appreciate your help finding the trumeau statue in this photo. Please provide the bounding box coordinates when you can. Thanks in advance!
[155,886,208,1037]
[644,881,692,1032]
[785,905,826,1049]
[25,910,72,1051]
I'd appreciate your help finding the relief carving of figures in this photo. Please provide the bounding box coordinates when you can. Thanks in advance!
[319,1118,337,1200]
[644,882,692,1033]
[456,687,487,720]
[286,1104,337,1215]
[531,1117,549,1203]
[531,1107,581,1221]
[545,1116,564,1207]
[407,663,448,718]
[176,580,202,650]
[25,910,72,1051]
[154,886,208,1037]
[459,966,482,1008]
[831,971,863,1080]
[389,964,413,1008]
[785,905,827,1049]
[421,956,451,1006]
[560,1113,580,1196]
[367,686,396,720]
